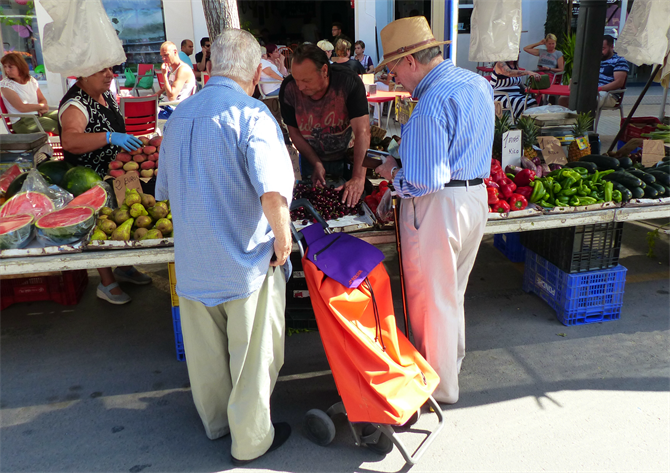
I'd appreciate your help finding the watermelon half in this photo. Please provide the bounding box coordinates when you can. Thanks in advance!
[0,164,22,195]
[0,214,34,250]
[35,206,96,246]
[0,191,55,219]
[67,184,107,211]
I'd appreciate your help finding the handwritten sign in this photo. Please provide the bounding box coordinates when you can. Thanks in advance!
[575,135,589,151]
[641,139,665,167]
[501,130,522,169]
[537,136,567,165]
[113,171,143,206]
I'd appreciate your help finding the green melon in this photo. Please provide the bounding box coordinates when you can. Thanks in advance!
[60,166,102,197]
[37,160,73,187]
[35,206,96,245]
[0,214,34,249]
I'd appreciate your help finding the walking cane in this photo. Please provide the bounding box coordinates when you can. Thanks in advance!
[393,196,410,339]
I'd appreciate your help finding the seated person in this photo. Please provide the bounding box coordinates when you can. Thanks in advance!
[598,35,628,108]
[1,52,59,134]
[523,34,564,80]
[331,39,365,75]
[260,44,287,97]
[180,39,201,80]
[158,41,197,119]
[317,40,334,61]
[195,37,211,75]
[491,60,541,120]
[353,40,375,73]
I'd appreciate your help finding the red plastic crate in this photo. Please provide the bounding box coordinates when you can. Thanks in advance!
[620,117,661,142]
[1,270,88,310]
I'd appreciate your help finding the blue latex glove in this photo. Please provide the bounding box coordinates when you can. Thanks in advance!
[110,133,143,152]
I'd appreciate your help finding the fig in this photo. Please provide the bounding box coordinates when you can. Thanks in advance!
[116,152,132,163]
[109,169,125,178]
[143,145,156,155]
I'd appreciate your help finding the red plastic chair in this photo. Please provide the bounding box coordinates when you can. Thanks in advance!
[0,95,63,157]
[120,95,159,136]
[202,73,210,86]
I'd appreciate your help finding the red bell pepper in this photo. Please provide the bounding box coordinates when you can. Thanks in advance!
[485,178,499,189]
[515,186,533,200]
[491,168,506,183]
[508,193,528,211]
[499,178,517,199]
[514,169,536,187]
[492,200,511,213]
[491,158,502,170]
[487,187,500,204]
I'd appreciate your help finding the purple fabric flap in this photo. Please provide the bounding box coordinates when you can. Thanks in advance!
[306,232,385,288]
[302,223,326,247]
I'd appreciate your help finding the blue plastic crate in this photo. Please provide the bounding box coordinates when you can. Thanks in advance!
[171,306,185,362]
[494,233,526,263]
[522,250,626,326]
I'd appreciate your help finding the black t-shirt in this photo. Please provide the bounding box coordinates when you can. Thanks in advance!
[195,51,211,70]
[336,58,366,75]
[279,64,368,160]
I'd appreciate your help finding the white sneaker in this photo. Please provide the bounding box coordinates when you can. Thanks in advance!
[97,282,131,305]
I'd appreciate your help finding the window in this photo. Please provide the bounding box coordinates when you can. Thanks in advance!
[0,0,46,79]
[101,0,167,67]
[458,0,474,35]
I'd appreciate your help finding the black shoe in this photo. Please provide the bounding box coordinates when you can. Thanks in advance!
[231,422,291,466]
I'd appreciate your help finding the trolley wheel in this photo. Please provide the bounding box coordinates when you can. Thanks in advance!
[361,424,394,455]
[303,409,336,446]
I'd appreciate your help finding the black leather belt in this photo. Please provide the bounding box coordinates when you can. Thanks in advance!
[444,178,483,188]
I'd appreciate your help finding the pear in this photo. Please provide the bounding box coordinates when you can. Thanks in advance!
[135,215,152,229]
[91,229,108,241]
[140,193,156,208]
[113,209,130,225]
[155,218,173,234]
[129,203,148,218]
[111,218,133,241]
[100,206,114,216]
[133,228,148,240]
[148,202,169,220]
[140,229,163,240]
[99,219,117,236]
[124,188,141,207]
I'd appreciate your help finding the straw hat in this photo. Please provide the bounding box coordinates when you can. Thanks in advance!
[375,17,451,73]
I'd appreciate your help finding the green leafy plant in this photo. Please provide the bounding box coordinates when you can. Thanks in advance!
[559,32,577,85]
[544,0,569,38]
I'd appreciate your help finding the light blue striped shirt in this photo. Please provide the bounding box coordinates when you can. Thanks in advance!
[394,59,494,198]
[156,76,295,306]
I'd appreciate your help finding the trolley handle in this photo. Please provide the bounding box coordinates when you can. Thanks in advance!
[290,198,329,258]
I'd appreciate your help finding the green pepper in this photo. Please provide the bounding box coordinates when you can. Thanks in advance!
[553,183,562,193]
[556,196,570,205]
[559,187,578,197]
[604,181,613,202]
[561,176,577,189]
[539,200,555,208]
[546,169,562,178]
[598,169,616,179]
[591,170,600,184]
[530,181,546,203]
[612,190,622,203]
[569,196,580,206]
[575,197,598,205]
[506,173,516,180]
[591,191,600,199]
[578,184,591,197]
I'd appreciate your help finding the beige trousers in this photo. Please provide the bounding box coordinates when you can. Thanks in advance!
[179,267,286,460]
[400,184,488,404]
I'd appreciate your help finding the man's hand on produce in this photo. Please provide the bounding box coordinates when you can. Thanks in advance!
[336,176,365,207]
[375,156,398,181]
[311,162,327,187]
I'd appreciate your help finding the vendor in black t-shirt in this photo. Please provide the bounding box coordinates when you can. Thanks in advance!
[195,37,211,75]
[279,43,370,207]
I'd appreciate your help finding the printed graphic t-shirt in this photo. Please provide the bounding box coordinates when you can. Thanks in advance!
[279,64,368,161]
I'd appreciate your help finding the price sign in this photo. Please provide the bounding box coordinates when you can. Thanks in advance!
[641,139,665,167]
[575,135,589,150]
[501,129,522,169]
[537,136,567,165]
[113,171,143,205]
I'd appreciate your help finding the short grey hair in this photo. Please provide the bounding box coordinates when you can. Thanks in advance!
[210,29,261,83]
[412,46,442,65]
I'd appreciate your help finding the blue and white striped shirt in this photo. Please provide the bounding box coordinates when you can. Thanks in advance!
[156,76,295,306]
[394,59,494,198]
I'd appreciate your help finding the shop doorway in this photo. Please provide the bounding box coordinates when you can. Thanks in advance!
[395,0,432,25]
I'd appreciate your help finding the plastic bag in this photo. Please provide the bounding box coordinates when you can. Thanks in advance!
[376,188,395,224]
[469,0,522,62]
[524,105,573,115]
[617,0,670,67]
[124,68,136,88]
[35,206,96,247]
[41,0,127,78]
[21,169,73,210]
[0,214,35,250]
[138,70,155,89]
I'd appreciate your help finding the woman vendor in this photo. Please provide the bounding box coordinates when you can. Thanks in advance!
[58,67,152,305]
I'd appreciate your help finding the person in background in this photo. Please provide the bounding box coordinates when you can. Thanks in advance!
[260,44,287,97]
[156,28,294,466]
[353,40,374,73]
[195,37,211,75]
[317,40,334,61]
[302,15,320,44]
[180,39,201,81]
[1,52,59,134]
[58,67,151,304]
[597,35,628,108]
[158,41,197,119]
[523,34,564,80]
[374,16,493,405]
[331,39,365,75]
[330,22,351,47]
[491,59,541,120]
[279,44,369,206]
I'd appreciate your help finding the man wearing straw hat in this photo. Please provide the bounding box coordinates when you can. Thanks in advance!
[375,17,494,405]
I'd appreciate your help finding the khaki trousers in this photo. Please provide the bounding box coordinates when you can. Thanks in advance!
[179,267,286,460]
[400,184,488,404]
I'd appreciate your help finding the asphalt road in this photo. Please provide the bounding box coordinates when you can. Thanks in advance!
[1,220,668,473]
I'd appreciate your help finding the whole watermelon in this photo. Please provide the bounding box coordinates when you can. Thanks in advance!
[61,166,102,197]
[37,160,73,187]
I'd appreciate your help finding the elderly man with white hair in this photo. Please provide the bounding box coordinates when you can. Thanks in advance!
[156,29,295,466]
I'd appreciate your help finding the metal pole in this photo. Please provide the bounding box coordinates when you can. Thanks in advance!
[569,0,608,116]
[660,83,669,122]
[607,64,663,153]
[392,198,410,339]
